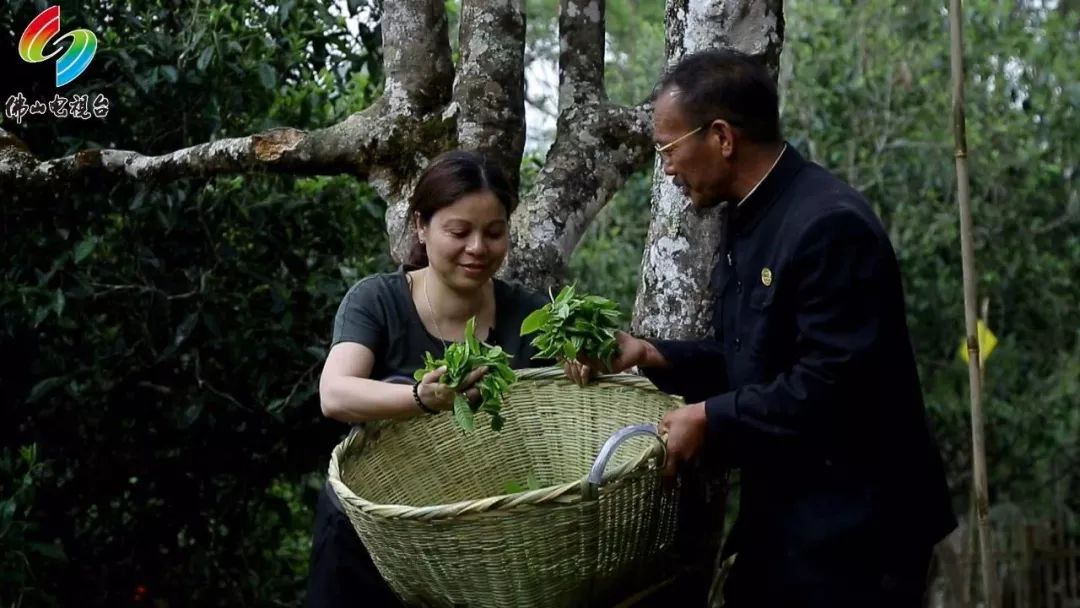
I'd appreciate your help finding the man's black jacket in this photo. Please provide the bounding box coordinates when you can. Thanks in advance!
[644,145,957,589]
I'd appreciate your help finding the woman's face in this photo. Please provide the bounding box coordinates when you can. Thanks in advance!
[416,191,510,290]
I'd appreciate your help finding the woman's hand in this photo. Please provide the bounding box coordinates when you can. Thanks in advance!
[416,366,489,411]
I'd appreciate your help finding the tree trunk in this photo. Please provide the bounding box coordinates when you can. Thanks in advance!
[633,8,784,601]
[0,0,785,334]
[634,0,785,340]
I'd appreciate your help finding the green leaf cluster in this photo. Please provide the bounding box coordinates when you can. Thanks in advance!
[414,318,517,432]
[520,285,622,367]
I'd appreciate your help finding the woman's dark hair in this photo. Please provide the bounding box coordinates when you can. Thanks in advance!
[404,150,517,267]
[656,49,782,144]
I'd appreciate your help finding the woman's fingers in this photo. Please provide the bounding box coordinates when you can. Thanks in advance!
[462,366,489,389]
[418,367,453,410]
[416,366,496,411]
[421,366,447,385]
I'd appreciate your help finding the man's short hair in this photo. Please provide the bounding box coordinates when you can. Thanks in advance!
[657,49,782,144]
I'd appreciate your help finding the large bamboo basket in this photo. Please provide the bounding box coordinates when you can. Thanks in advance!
[327,368,693,607]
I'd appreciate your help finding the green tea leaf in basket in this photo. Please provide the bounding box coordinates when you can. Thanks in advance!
[502,471,544,494]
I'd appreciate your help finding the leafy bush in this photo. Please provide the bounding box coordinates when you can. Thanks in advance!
[1,1,389,604]
[0,445,63,608]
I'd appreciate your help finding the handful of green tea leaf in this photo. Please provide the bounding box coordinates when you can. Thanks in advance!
[519,285,622,369]
[414,317,517,432]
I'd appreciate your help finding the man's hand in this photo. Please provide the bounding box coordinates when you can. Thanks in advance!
[659,402,708,477]
[563,331,661,386]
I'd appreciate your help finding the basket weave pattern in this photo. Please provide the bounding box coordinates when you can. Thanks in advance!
[328,368,687,607]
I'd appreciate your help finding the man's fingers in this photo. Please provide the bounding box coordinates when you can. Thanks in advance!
[660,473,677,491]
[578,356,603,376]
[464,387,481,404]
[565,360,586,386]
[606,355,621,373]
[658,413,673,434]
[662,450,680,477]
[659,412,678,476]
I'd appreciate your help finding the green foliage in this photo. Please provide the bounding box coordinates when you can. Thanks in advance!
[521,285,623,368]
[570,0,1080,517]
[1,0,1075,604]
[1,1,388,605]
[414,318,518,432]
[567,169,654,316]
[782,0,1080,513]
[604,0,667,106]
[0,445,62,608]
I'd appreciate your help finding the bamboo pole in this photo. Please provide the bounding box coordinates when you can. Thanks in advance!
[946,1,999,606]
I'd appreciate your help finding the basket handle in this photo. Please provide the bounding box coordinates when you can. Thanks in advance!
[581,423,666,501]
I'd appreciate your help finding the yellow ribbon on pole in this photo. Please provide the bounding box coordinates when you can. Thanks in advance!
[958,319,998,366]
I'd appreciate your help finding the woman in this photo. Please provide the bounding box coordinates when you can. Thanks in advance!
[306,150,549,607]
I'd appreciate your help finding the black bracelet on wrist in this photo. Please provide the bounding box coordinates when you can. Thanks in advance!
[412,382,438,415]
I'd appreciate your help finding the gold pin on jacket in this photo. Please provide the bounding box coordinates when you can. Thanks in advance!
[761,267,773,286]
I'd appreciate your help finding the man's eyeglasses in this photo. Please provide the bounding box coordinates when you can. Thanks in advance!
[654,124,708,159]
[654,119,738,159]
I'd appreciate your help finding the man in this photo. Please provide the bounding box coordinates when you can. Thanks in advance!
[567,50,956,607]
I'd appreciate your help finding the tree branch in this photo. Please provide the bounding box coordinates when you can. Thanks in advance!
[0,99,456,193]
[503,100,653,290]
[454,0,527,190]
[499,0,656,291]
[668,0,784,76]
[525,92,558,120]
[0,126,339,188]
[1,0,459,195]
[381,0,455,112]
[2,0,462,273]
[558,0,607,112]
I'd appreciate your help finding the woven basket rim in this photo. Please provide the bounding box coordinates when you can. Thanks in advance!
[328,367,680,522]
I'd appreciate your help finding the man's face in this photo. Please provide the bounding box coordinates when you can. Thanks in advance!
[653,89,731,208]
